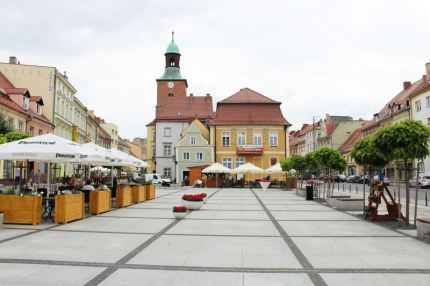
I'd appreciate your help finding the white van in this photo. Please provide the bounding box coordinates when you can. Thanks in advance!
[144,174,171,186]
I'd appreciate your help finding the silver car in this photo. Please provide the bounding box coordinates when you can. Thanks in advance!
[409,176,430,188]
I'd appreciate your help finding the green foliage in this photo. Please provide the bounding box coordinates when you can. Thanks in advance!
[0,113,11,134]
[281,155,306,172]
[351,136,388,168]
[0,134,7,144]
[373,120,430,161]
[5,130,31,142]
[304,152,318,171]
[313,147,347,172]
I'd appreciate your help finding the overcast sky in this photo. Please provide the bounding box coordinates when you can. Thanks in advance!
[1,0,429,138]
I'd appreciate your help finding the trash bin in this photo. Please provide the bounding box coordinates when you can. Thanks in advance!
[306,185,313,200]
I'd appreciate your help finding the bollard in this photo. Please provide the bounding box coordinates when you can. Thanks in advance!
[343,183,345,192]
[349,185,351,193]
[426,192,428,207]
[356,185,358,194]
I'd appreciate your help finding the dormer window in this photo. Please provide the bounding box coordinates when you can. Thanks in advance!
[22,96,29,110]
[36,104,41,115]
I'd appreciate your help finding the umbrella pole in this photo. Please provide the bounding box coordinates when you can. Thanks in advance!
[216,173,218,188]
[47,162,50,198]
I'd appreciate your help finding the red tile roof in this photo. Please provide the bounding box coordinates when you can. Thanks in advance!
[212,88,290,126]
[30,96,43,103]
[409,78,430,98]
[0,72,15,89]
[156,96,215,121]
[4,88,28,95]
[219,88,280,104]
[339,128,361,154]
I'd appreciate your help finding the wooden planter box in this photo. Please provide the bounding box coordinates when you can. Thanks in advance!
[131,185,146,203]
[116,185,132,208]
[89,190,111,215]
[0,195,42,225]
[145,184,155,200]
[55,193,85,224]
[0,211,3,229]
[326,196,351,208]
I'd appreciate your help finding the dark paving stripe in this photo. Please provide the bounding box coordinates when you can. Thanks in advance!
[1,258,429,274]
[0,224,61,244]
[164,233,280,238]
[48,229,157,235]
[84,188,222,286]
[251,189,328,286]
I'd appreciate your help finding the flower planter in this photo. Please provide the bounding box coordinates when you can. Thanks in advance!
[89,190,111,215]
[55,193,85,224]
[173,211,188,219]
[116,185,132,208]
[203,196,207,203]
[144,184,155,200]
[0,195,42,225]
[131,185,146,203]
[417,219,430,239]
[336,198,364,211]
[259,181,270,191]
[181,199,204,210]
[326,196,351,208]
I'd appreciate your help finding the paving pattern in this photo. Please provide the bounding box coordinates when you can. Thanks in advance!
[0,187,429,285]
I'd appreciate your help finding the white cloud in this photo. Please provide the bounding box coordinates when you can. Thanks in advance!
[1,0,429,137]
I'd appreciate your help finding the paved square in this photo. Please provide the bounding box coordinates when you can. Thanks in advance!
[0,187,429,286]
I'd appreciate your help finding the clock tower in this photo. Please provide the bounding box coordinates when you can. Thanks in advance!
[156,32,188,110]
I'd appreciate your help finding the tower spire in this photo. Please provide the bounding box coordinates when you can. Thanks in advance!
[172,31,174,42]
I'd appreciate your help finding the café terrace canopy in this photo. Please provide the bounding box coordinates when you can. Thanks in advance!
[232,162,264,174]
[265,163,283,174]
[202,162,232,174]
[0,133,108,163]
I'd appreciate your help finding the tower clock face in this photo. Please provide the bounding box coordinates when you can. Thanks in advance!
[167,81,175,89]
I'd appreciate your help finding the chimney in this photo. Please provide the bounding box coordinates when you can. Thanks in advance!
[403,81,411,90]
[206,93,211,102]
[189,93,193,96]
[9,56,18,64]
[426,63,430,82]
[63,71,68,80]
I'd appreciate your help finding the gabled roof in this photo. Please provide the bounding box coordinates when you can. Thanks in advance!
[30,96,44,105]
[326,123,337,136]
[409,77,430,98]
[339,128,361,154]
[180,119,210,142]
[156,96,215,121]
[219,88,280,104]
[0,72,15,89]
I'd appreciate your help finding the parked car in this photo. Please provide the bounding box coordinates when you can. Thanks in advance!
[144,173,171,186]
[358,175,370,184]
[409,176,430,189]
[383,177,391,185]
[338,174,347,182]
[347,175,361,183]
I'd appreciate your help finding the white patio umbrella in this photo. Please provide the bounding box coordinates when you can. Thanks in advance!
[202,162,232,187]
[0,133,94,194]
[264,163,283,173]
[232,163,264,174]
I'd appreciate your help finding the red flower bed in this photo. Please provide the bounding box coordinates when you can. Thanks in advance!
[182,194,205,201]
[261,179,270,183]
[201,193,207,197]
[173,205,187,212]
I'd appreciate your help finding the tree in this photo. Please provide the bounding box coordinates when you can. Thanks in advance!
[281,155,306,188]
[0,113,12,134]
[5,130,32,142]
[351,135,389,209]
[304,152,318,174]
[373,120,430,225]
[313,147,347,197]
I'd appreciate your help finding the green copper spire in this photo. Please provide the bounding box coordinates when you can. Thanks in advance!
[165,31,180,54]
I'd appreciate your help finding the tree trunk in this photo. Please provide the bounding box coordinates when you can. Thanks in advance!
[363,167,367,211]
[404,159,410,225]
[414,166,420,228]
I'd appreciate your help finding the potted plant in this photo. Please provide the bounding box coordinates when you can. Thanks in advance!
[172,205,188,219]
[0,187,42,225]
[181,193,204,210]
[259,179,271,191]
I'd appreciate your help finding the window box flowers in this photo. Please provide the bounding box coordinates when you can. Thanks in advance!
[172,205,188,219]
[181,194,204,210]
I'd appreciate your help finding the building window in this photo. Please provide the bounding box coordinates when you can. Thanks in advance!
[163,168,171,178]
[36,104,41,114]
[164,127,171,137]
[253,131,262,146]
[18,121,24,131]
[190,136,196,145]
[22,97,29,109]
[222,158,232,169]
[426,96,430,108]
[269,131,278,147]
[29,126,34,135]
[163,144,172,156]
[8,118,14,129]
[39,129,43,135]
[196,152,203,160]
[236,157,245,168]
[183,152,190,160]
[270,158,277,166]
[415,100,422,112]
[237,131,246,146]
[222,131,230,147]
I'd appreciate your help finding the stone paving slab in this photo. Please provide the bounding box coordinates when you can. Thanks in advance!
[186,210,269,220]
[167,219,277,236]
[100,208,173,218]
[127,234,302,268]
[0,263,105,286]
[266,204,334,211]
[292,236,430,269]
[279,220,404,237]
[0,231,152,263]
[320,273,430,286]
[199,203,263,211]
[271,210,360,221]
[0,228,34,241]
[55,216,173,234]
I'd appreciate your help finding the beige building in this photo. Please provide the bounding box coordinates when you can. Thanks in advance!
[100,121,118,149]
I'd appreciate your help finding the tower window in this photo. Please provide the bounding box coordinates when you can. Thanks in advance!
[168,93,174,97]
[170,58,175,66]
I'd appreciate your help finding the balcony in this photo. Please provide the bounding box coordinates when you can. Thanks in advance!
[237,145,263,155]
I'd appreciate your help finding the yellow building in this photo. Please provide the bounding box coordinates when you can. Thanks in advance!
[210,88,290,180]
[145,121,156,173]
